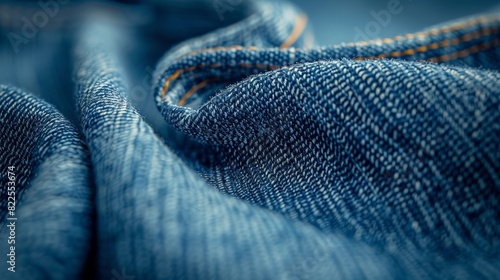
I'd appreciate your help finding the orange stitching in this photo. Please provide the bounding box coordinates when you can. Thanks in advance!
[355,26,499,60]
[163,38,498,104]
[174,38,500,105]
[280,13,308,49]
[160,63,279,100]
[428,38,500,62]
[184,13,308,57]
[160,69,183,99]
[161,14,308,100]
[352,16,498,46]
[198,16,498,53]
[161,25,500,102]
[178,77,218,106]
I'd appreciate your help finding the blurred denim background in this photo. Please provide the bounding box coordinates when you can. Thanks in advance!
[290,0,500,45]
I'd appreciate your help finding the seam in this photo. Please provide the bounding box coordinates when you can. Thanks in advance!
[428,37,500,62]
[160,13,307,100]
[184,13,308,57]
[351,16,498,46]
[175,36,498,105]
[178,77,219,106]
[160,27,499,101]
[353,25,499,60]
[183,17,500,57]
[165,38,499,105]
[161,63,279,100]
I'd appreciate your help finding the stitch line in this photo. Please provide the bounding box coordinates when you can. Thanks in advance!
[178,77,219,106]
[161,63,279,100]
[183,17,499,57]
[161,13,308,100]
[348,16,498,46]
[428,37,500,62]
[165,38,499,105]
[183,13,308,57]
[167,38,499,104]
[160,26,499,101]
[354,26,499,60]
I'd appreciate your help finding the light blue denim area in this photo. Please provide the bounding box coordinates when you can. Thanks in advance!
[0,0,499,279]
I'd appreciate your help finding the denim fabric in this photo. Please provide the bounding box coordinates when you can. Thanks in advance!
[0,0,499,279]
[154,4,500,279]
[0,86,94,280]
[74,17,397,280]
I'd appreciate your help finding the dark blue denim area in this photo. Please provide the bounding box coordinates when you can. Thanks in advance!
[0,0,499,279]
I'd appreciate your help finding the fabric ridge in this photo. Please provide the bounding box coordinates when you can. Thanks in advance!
[0,0,499,279]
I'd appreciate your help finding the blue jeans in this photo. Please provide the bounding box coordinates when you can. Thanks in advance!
[0,0,499,279]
